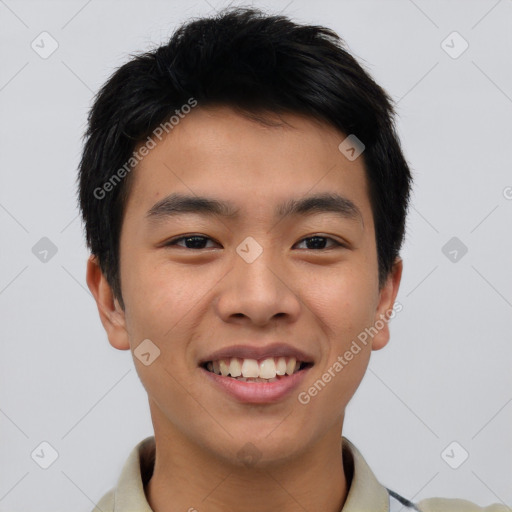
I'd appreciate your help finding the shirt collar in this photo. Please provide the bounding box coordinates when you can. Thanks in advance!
[111,435,390,512]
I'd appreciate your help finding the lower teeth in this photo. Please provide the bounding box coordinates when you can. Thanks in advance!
[231,376,284,383]
[204,364,307,382]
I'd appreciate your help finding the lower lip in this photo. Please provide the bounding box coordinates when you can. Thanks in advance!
[199,366,312,404]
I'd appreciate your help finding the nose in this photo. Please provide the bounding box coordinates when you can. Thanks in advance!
[214,246,302,327]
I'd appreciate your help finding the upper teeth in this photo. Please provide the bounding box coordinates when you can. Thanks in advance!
[207,357,302,379]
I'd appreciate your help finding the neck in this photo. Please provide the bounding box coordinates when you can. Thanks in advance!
[145,408,349,512]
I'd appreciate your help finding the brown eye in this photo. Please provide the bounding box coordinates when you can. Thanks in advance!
[166,235,219,249]
[294,236,343,250]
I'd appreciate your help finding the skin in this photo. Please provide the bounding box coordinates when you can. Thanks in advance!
[87,106,402,512]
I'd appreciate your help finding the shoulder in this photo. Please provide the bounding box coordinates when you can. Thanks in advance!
[415,497,511,512]
[91,487,115,512]
[388,489,511,512]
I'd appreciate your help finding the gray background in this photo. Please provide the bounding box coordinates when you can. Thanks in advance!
[1,0,511,510]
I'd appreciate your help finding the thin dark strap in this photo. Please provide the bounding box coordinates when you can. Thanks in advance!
[387,488,421,511]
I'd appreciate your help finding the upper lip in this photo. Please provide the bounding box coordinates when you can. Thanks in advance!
[199,343,315,365]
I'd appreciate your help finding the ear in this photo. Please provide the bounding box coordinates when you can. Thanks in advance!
[371,257,403,351]
[86,255,130,351]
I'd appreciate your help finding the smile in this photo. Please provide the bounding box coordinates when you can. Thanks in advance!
[199,356,314,404]
[202,356,312,382]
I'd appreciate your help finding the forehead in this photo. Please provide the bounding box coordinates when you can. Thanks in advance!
[123,106,371,224]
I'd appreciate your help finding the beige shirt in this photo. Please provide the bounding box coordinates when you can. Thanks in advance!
[92,436,510,512]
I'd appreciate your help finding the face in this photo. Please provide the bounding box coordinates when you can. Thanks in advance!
[87,106,402,467]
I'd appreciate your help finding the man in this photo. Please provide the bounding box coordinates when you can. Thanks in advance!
[78,7,509,512]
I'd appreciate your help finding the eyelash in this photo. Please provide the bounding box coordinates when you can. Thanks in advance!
[164,234,345,250]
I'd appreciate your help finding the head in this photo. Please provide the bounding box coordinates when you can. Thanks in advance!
[79,7,411,466]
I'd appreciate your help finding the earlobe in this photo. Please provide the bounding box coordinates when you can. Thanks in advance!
[371,258,403,351]
[86,255,131,351]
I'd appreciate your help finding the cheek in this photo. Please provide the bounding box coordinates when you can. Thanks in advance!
[122,264,200,402]
[121,256,218,378]
[302,265,378,339]
[122,253,200,330]
[300,277,375,413]
[299,264,377,401]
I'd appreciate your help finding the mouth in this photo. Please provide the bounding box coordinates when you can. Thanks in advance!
[199,356,314,404]
[200,356,314,383]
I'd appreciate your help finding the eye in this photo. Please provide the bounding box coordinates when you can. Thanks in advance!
[294,236,344,250]
[165,235,219,249]
[164,234,345,251]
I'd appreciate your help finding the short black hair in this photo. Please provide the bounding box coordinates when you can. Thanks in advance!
[77,6,412,310]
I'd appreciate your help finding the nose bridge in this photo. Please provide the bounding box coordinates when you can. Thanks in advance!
[237,242,279,289]
[235,237,283,297]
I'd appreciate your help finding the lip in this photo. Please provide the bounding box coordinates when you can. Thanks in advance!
[199,365,312,404]
[198,342,315,365]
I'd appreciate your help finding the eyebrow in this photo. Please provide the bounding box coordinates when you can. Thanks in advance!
[146,192,363,225]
